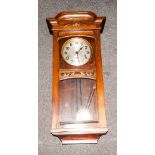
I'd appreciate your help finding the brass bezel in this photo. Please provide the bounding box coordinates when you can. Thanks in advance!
[61,37,92,66]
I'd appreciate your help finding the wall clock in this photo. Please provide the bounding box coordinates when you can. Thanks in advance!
[46,11,108,144]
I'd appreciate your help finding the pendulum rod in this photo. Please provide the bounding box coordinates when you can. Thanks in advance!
[86,86,96,109]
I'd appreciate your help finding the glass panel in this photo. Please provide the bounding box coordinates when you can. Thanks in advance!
[60,78,98,124]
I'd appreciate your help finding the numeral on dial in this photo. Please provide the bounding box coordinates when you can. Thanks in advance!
[66,56,69,60]
[84,55,87,59]
[62,38,92,66]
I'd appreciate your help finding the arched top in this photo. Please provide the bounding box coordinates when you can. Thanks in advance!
[46,11,106,34]
[55,11,97,25]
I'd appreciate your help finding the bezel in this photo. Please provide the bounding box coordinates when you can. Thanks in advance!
[61,37,92,66]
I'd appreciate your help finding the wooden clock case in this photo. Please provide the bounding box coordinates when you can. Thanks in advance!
[46,11,108,144]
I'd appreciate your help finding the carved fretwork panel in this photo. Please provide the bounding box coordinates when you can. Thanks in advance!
[59,69,96,80]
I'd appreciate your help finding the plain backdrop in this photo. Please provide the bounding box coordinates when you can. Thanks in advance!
[0,0,155,155]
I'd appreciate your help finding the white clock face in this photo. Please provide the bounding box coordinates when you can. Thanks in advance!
[61,37,92,66]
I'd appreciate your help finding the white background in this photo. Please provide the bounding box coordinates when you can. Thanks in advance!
[0,0,155,154]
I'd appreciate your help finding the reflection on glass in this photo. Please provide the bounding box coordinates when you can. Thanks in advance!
[60,78,98,124]
[76,108,92,121]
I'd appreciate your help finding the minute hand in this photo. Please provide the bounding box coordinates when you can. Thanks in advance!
[77,46,83,52]
[75,46,83,56]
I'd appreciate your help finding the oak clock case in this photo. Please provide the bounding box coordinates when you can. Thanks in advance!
[46,11,108,144]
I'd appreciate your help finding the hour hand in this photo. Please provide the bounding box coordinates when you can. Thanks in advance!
[79,46,83,51]
[76,47,83,53]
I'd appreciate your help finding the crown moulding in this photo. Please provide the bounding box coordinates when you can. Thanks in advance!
[46,11,106,34]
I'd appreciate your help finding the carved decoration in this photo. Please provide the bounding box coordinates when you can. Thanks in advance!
[59,70,96,80]
[64,23,87,27]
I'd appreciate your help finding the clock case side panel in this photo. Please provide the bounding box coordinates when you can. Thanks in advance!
[51,31,60,130]
[94,30,107,129]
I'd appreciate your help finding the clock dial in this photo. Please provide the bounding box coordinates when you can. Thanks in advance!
[61,37,92,66]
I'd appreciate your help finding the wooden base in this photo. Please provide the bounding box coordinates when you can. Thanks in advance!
[62,139,98,144]
[59,134,100,144]
[51,128,108,144]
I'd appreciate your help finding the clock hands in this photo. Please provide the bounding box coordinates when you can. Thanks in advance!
[75,46,83,55]
[75,46,83,63]
[79,46,84,51]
